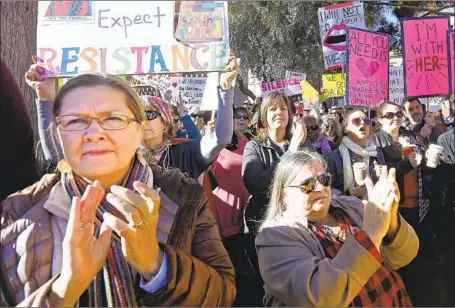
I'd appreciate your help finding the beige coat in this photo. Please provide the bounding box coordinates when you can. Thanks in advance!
[1,164,235,307]
[256,195,419,307]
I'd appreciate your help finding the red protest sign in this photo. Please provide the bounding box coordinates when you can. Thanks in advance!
[346,28,389,108]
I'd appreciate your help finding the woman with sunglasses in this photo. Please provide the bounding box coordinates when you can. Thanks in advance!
[303,115,338,156]
[138,57,238,180]
[327,110,385,198]
[1,74,235,307]
[321,114,343,144]
[367,101,446,306]
[256,150,418,307]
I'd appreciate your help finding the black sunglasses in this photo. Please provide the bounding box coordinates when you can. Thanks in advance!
[286,173,332,194]
[381,111,404,120]
[307,125,320,131]
[325,124,336,130]
[145,110,161,121]
[235,115,249,120]
[351,117,372,127]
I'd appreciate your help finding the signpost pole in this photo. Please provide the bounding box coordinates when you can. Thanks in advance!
[342,65,346,107]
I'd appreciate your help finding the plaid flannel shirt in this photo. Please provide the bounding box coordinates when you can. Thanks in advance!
[310,208,413,307]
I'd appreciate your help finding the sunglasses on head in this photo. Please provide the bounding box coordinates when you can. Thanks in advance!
[235,115,249,120]
[286,173,332,194]
[351,117,372,127]
[307,125,320,131]
[381,111,404,120]
[145,110,161,121]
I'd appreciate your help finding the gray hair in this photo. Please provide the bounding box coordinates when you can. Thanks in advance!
[260,149,327,231]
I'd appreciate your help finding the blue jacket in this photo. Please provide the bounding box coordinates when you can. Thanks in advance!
[175,115,201,139]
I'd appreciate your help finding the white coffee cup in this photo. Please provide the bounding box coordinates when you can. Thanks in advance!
[353,162,367,185]
[426,144,443,168]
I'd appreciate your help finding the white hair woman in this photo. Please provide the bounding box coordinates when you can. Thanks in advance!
[256,150,418,307]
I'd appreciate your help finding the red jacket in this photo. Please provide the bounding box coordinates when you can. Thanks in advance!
[211,138,250,238]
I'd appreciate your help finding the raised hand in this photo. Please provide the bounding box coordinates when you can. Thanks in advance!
[362,167,399,249]
[103,181,163,280]
[25,55,57,101]
[220,50,240,90]
[289,116,307,153]
[176,94,188,117]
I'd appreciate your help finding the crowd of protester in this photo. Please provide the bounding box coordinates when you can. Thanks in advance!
[1,54,454,307]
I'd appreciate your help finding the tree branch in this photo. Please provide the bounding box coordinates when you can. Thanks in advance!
[368,1,455,16]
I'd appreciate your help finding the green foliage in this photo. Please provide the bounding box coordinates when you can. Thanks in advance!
[229,0,331,89]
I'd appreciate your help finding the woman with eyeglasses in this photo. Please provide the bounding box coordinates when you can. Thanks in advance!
[321,114,343,144]
[256,150,418,307]
[27,57,238,181]
[1,74,235,307]
[303,115,338,156]
[367,101,446,306]
[326,110,385,198]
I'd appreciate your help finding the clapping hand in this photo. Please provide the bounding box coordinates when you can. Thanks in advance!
[362,167,400,249]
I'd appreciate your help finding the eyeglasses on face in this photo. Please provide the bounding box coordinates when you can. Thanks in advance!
[145,110,161,121]
[286,173,332,194]
[325,124,336,130]
[307,125,320,131]
[380,111,404,120]
[235,115,249,120]
[56,114,138,131]
[351,117,372,127]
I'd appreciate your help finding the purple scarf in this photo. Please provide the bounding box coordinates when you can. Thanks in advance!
[312,134,331,155]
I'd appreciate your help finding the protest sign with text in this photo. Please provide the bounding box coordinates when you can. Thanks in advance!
[389,66,405,104]
[322,73,345,99]
[36,1,229,76]
[318,2,365,70]
[346,28,389,108]
[285,71,307,80]
[401,17,450,97]
[448,30,454,94]
[261,77,302,98]
[170,75,207,107]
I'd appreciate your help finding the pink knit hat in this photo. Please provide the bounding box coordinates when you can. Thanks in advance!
[140,95,171,124]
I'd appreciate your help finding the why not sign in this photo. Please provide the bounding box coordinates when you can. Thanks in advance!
[401,17,451,97]
[36,1,229,76]
[346,28,389,108]
[318,1,365,70]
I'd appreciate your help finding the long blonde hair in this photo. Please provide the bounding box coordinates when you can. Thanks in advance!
[260,149,327,231]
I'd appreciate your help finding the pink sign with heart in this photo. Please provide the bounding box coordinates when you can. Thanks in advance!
[347,28,389,107]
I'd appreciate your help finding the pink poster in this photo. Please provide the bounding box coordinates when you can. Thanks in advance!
[401,17,450,97]
[449,31,454,94]
[346,28,389,108]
